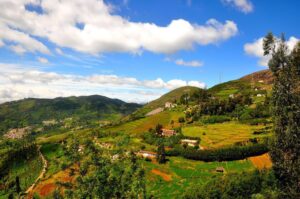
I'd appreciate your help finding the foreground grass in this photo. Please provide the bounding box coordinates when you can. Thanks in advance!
[0,154,43,198]
[142,156,255,198]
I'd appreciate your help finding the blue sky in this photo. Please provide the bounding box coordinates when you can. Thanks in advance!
[0,0,299,103]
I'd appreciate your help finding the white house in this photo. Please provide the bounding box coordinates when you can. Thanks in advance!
[181,139,199,147]
[165,102,177,109]
[137,151,157,159]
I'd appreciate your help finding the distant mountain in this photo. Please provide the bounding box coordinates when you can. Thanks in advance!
[0,95,141,135]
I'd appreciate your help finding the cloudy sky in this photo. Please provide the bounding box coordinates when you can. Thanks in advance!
[0,0,299,103]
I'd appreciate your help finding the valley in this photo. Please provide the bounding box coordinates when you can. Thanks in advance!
[0,70,277,198]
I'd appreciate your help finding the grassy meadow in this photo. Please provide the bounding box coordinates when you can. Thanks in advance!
[182,122,271,148]
[142,156,256,198]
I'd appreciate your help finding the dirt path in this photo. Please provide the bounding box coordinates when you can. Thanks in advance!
[23,146,48,197]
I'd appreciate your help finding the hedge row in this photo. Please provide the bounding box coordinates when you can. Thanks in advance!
[166,143,268,161]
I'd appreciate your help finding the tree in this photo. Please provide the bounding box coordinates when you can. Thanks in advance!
[156,140,166,164]
[155,123,163,136]
[178,117,185,123]
[263,33,300,198]
[15,176,21,194]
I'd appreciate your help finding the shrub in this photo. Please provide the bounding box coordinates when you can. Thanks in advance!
[201,115,231,124]
[182,170,278,199]
[178,117,185,123]
[166,143,268,161]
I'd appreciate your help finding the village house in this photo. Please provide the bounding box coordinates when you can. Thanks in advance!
[78,145,84,153]
[180,139,199,147]
[257,94,265,97]
[98,142,114,149]
[165,102,177,109]
[136,151,157,159]
[161,129,177,137]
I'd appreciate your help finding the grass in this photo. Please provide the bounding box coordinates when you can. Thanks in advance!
[182,121,271,148]
[142,156,255,198]
[0,154,43,198]
[41,143,68,178]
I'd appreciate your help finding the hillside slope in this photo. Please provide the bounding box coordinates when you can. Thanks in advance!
[0,95,141,135]
[208,70,273,99]
[132,86,203,117]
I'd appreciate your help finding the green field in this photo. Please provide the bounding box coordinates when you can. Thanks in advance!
[107,110,184,135]
[182,122,271,148]
[41,143,69,178]
[142,156,255,198]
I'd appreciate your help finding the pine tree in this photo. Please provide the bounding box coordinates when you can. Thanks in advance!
[263,33,300,198]
[156,140,166,164]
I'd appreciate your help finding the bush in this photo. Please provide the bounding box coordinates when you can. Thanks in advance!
[166,143,268,161]
[182,170,278,199]
[178,117,185,123]
[201,115,231,124]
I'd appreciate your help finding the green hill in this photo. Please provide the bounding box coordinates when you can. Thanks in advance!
[131,86,203,117]
[132,70,274,118]
[0,95,141,135]
[208,69,273,99]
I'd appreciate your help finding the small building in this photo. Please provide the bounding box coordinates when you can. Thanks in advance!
[256,94,264,97]
[98,142,114,149]
[137,151,157,159]
[181,139,199,147]
[78,145,84,153]
[112,154,120,161]
[162,129,177,137]
[229,94,234,98]
[216,167,225,173]
[165,102,177,109]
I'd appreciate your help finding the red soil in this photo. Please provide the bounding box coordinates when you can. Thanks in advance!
[249,153,272,170]
[38,183,55,197]
[151,169,172,181]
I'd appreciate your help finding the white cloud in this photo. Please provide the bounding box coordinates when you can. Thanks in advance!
[0,23,51,54]
[55,48,64,55]
[9,45,27,55]
[244,36,299,67]
[37,57,49,64]
[0,63,206,103]
[0,0,238,55]
[175,59,203,67]
[222,0,253,13]
[188,81,206,88]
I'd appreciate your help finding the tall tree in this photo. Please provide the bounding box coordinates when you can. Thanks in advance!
[263,33,300,198]
[15,176,21,194]
[155,124,163,137]
[156,140,166,164]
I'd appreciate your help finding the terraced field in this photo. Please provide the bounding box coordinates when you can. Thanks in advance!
[182,122,271,148]
[107,110,184,135]
[143,156,256,198]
